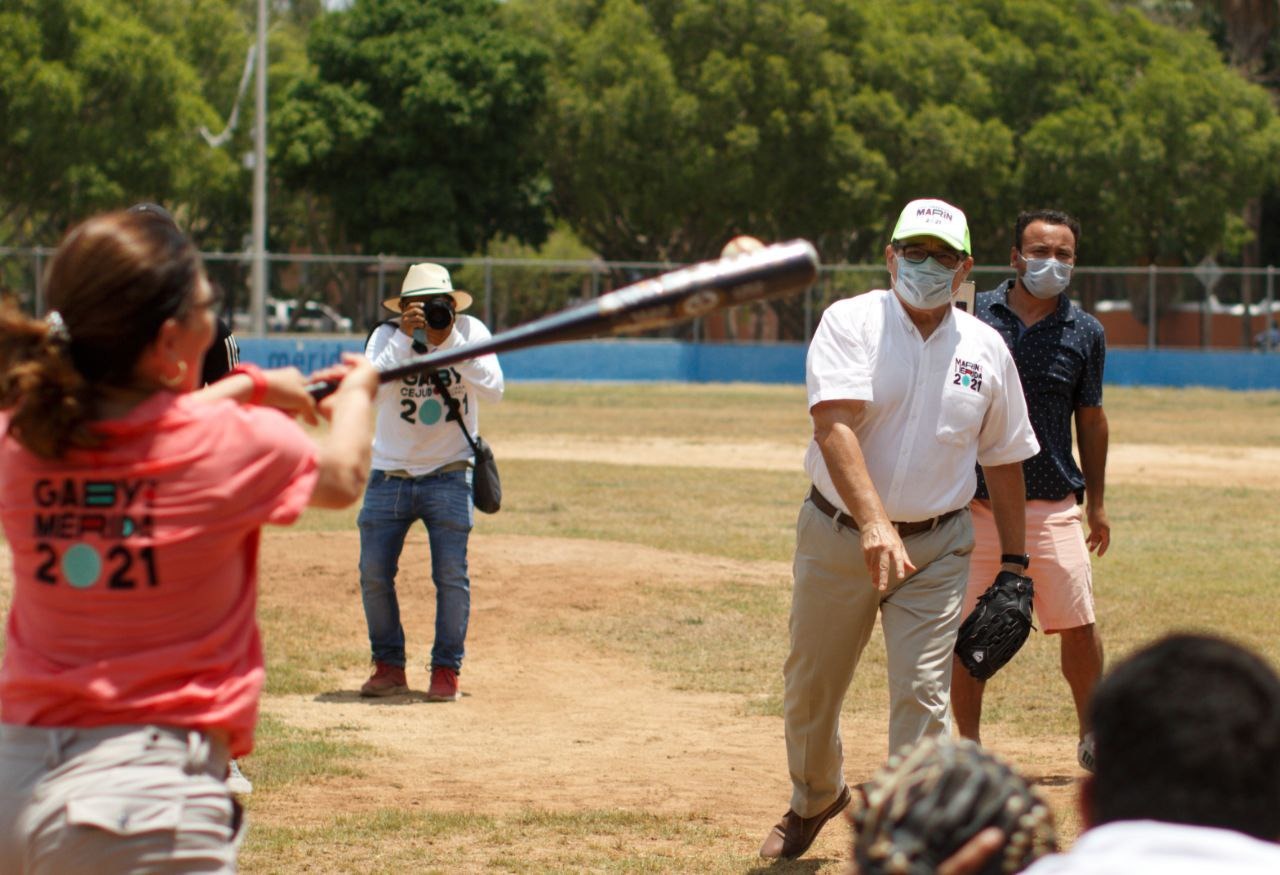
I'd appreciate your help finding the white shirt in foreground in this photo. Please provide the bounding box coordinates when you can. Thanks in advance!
[804,290,1038,521]
[1023,820,1280,875]
[365,315,504,474]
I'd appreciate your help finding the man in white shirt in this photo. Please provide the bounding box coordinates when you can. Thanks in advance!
[760,199,1039,860]
[1023,633,1280,874]
[356,264,504,702]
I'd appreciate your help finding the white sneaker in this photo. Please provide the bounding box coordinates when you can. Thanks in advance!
[1077,733,1096,773]
[226,759,253,795]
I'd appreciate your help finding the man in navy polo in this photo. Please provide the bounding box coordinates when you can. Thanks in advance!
[951,209,1111,772]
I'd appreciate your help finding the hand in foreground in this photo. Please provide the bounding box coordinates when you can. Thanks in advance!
[860,519,917,591]
[937,827,1005,875]
[314,354,378,419]
[845,825,1006,875]
[259,367,321,425]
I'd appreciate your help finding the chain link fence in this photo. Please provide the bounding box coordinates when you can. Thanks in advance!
[3,247,1278,351]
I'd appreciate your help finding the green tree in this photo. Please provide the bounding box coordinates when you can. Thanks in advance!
[273,0,552,256]
[508,0,896,263]
[511,0,1280,266]
[452,222,600,331]
[0,0,244,246]
[956,0,1280,264]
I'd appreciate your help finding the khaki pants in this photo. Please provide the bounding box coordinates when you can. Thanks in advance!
[784,499,973,817]
[0,724,241,874]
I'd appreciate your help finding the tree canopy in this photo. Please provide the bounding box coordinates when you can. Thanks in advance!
[0,0,246,246]
[273,0,552,256]
[3,0,1278,268]
[507,0,1280,264]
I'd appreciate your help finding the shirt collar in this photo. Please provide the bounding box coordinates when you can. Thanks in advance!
[991,278,1075,325]
[888,288,957,338]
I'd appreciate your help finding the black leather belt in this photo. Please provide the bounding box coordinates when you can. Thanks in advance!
[808,486,964,537]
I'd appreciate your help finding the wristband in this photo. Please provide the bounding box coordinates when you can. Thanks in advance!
[1000,553,1031,570]
[228,363,269,406]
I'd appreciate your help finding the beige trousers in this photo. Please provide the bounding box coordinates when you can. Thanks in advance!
[0,724,241,874]
[784,498,973,817]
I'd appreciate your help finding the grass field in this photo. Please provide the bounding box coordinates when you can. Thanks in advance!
[2,382,1278,872]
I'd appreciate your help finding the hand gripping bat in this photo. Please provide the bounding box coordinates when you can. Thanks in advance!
[306,238,819,399]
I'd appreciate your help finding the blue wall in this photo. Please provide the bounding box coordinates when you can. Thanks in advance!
[237,337,1280,391]
[1103,350,1280,391]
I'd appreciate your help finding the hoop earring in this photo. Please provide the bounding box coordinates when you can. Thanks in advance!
[159,359,188,389]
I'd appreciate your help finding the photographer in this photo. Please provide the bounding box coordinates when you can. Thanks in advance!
[356,264,503,702]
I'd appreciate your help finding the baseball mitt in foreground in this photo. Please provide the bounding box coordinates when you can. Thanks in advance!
[954,571,1035,681]
[851,736,1057,875]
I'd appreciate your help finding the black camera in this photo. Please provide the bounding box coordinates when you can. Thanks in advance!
[424,297,455,330]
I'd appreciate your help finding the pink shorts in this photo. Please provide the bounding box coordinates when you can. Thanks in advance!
[963,497,1094,633]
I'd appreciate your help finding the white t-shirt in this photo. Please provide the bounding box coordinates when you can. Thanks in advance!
[1023,820,1280,875]
[365,315,504,474]
[805,290,1038,521]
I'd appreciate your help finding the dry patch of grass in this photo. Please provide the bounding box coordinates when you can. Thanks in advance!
[1103,386,1280,446]
[484,381,813,443]
[243,808,760,875]
[4,382,1278,872]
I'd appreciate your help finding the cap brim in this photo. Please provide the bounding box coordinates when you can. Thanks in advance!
[382,290,473,313]
[893,230,968,254]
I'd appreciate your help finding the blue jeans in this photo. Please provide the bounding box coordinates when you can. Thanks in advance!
[357,468,473,671]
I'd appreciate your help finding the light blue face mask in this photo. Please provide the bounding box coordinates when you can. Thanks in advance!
[1021,256,1073,299]
[894,256,957,309]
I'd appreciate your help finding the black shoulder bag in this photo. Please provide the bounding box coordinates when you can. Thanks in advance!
[426,371,501,514]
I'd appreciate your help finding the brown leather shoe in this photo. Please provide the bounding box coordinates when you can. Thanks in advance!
[759,785,852,860]
[359,662,408,697]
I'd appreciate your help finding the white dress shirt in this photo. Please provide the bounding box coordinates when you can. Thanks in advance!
[804,290,1038,521]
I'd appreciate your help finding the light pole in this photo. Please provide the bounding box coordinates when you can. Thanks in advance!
[250,0,268,334]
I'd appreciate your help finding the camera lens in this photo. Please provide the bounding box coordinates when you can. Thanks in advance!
[425,300,454,330]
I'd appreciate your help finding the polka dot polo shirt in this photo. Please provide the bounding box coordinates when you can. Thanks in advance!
[973,279,1106,503]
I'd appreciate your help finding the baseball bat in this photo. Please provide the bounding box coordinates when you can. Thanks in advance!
[306,238,819,399]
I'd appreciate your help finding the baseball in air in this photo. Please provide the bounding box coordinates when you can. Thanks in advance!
[720,235,765,259]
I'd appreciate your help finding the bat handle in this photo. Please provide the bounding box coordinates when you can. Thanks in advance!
[306,379,339,401]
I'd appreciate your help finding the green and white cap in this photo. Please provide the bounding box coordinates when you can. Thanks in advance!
[892,198,971,254]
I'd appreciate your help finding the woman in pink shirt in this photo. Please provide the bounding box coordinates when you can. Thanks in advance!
[0,210,377,873]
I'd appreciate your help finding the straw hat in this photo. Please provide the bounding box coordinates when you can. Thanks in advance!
[382,263,473,313]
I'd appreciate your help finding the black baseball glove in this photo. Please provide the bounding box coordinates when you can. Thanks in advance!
[850,736,1058,875]
[955,571,1035,681]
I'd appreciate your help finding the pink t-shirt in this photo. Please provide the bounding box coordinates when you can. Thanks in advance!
[0,392,319,757]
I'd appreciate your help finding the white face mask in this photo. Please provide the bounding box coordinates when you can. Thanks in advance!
[894,255,957,309]
[1021,256,1073,299]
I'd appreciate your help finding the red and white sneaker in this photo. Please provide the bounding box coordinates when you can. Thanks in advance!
[426,666,461,702]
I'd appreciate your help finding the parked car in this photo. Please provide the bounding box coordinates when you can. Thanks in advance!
[231,297,354,334]
[285,299,353,333]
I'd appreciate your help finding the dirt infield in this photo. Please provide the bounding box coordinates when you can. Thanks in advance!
[4,436,1273,868]
[495,436,1280,489]
[258,530,1084,864]
[252,437,1280,865]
